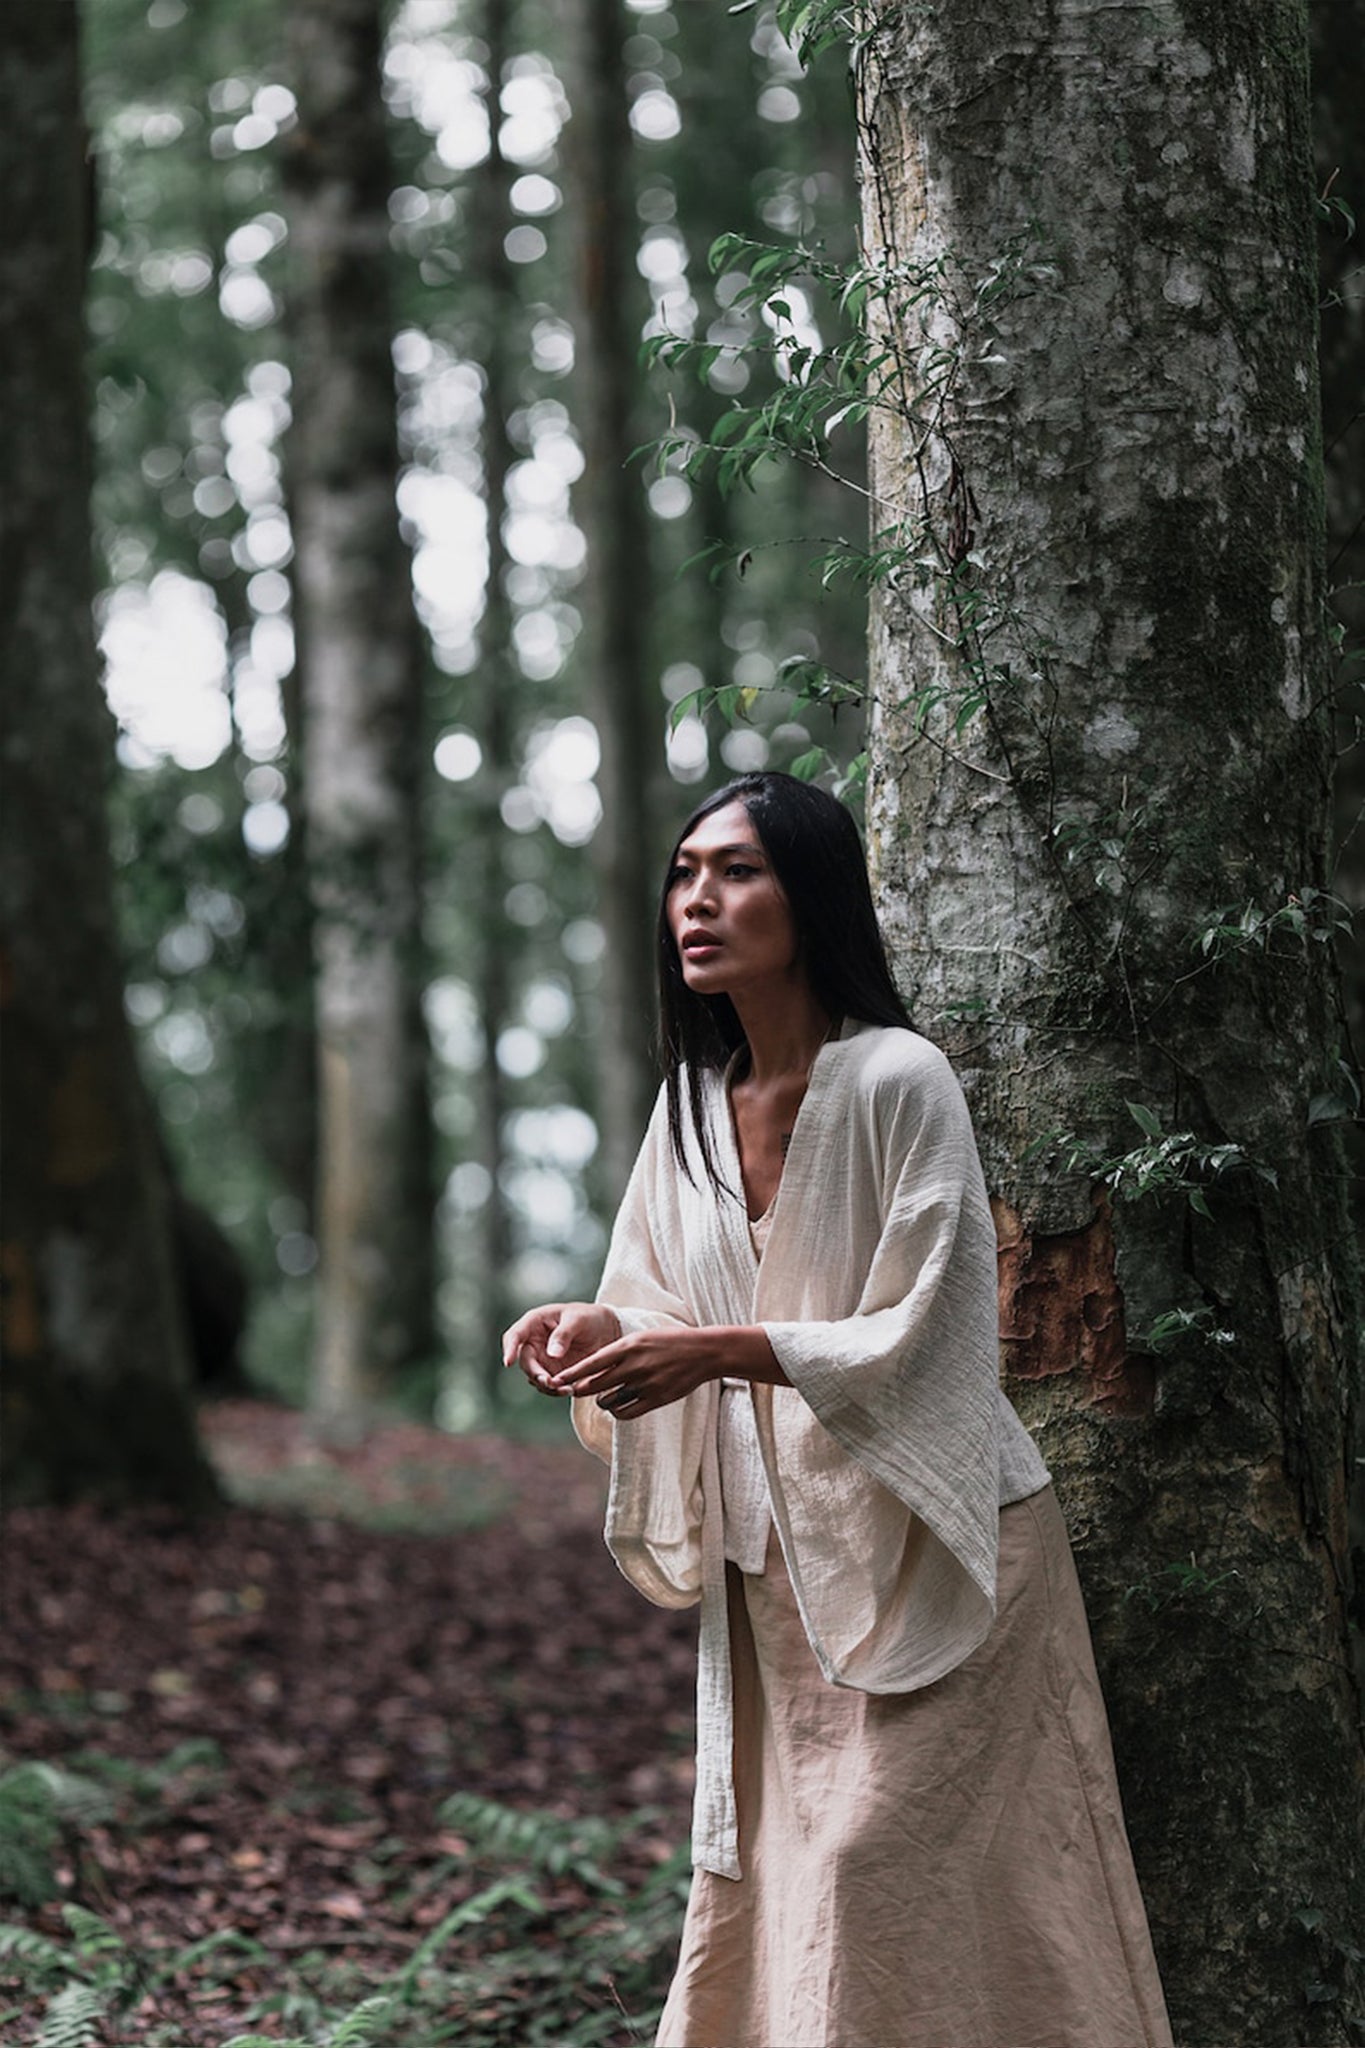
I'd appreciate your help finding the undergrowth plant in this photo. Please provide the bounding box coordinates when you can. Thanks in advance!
[0,1789,689,2048]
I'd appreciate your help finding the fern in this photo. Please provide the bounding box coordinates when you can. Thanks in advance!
[331,1995,403,2045]
[436,1791,627,1891]
[35,1981,105,2048]
[0,1921,74,1984]
[222,2001,399,2048]
[0,1763,113,1907]
[221,2037,312,2048]
[1,1788,688,2048]
[60,1902,127,1959]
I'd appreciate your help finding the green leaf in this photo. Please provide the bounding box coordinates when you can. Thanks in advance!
[789,747,826,782]
[1188,1188,1213,1220]
[222,2037,311,2048]
[59,1906,125,1959]
[399,1875,544,1982]
[331,1996,402,2046]
[1125,1101,1163,1139]
[668,689,703,733]
[36,1984,105,2048]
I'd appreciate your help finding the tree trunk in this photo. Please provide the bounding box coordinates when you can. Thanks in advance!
[283,0,435,1426]
[470,0,518,1407]
[0,0,216,1509]
[857,3,1364,2039]
[562,0,661,1200]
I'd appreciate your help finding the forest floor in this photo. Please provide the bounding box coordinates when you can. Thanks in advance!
[0,1401,698,2046]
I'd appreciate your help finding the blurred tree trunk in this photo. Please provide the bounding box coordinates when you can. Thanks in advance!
[858,3,1364,2039]
[562,0,660,1202]
[0,1,216,1508]
[218,569,318,1223]
[250,646,319,1220]
[283,0,434,1426]
[470,0,517,1406]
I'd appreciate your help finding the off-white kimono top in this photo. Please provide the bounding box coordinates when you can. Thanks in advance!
[573,1020,1049,1879]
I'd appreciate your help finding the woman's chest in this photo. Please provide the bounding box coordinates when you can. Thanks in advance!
[729,1073,811,1219]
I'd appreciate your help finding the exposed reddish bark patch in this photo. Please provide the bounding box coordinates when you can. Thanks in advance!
[992,1193,1153,1416]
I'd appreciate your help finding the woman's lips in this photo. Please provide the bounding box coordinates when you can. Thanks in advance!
[683,935,722,956]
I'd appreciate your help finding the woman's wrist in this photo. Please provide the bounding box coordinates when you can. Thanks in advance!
[699,1324,789,1387]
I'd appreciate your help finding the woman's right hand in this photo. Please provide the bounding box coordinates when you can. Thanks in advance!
[501,1302,623,1395]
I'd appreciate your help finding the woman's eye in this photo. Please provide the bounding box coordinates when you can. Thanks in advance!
[665,866,690,888]
[726,864,758,878]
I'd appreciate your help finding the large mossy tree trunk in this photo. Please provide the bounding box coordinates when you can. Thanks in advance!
[857,2,1364,2038]
[563,0,661,1201]
[283,0,435,1426]
[0,2,216,1508]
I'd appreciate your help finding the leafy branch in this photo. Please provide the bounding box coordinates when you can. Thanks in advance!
[1029,1100,1278,1219]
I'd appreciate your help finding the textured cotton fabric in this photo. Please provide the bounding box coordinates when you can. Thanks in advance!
[656,1493,1173,2048]
[719,1202,777,1574]
[573,1021,1050,1877]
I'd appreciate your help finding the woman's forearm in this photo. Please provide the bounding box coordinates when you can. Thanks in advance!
[699,1324,791,1387]
[544,1317,791,1414]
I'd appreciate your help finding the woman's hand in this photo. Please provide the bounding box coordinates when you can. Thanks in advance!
[546,1324,786,1419]
[546,1325,719,1418]
[501,1302,622,1396]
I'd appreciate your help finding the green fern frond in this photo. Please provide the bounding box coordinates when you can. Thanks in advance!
[436,1790,626,1888]
[0,1761,118,1907]
[330,1994,401,2045]
[220,2035,312,2048]
[35,1981,105,2048]
[59,1903,126,1958]
[0,1920,78,1983]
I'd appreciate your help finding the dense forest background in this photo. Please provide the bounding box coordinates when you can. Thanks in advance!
[8,0,1360,1449]
[74,0,878,1433]
[3,0,1364,2039]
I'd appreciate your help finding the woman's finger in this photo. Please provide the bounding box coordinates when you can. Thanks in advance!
[548,1337,632,1394]
[501,1305,563,1369]
[596,1384,660,1418]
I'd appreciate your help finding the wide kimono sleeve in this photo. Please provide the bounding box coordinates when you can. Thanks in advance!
[752,1032,1039,1693]
[571,1085,716,1612]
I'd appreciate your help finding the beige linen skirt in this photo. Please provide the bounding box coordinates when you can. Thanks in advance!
[656,1486,1173,2048]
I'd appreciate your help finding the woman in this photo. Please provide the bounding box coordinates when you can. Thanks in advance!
[503,772,1172,2048]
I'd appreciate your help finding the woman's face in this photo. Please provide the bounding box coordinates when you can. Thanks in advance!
[665,800,801,1000]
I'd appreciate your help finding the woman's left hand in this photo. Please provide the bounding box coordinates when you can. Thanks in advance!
[548,1326,720,1418]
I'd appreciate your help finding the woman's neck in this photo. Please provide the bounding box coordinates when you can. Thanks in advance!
[731,982,835,1086]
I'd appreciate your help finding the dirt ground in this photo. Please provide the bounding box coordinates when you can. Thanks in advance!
[0,1401,699,2043]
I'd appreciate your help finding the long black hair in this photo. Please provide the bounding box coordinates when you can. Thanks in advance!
[657,772,911,1189]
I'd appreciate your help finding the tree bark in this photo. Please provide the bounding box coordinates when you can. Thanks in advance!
[283,0,435,1425]
[470,0,519,1407]
[0,1,216,1508]
[562,0,662,1201]
[857,2,1364,2038]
